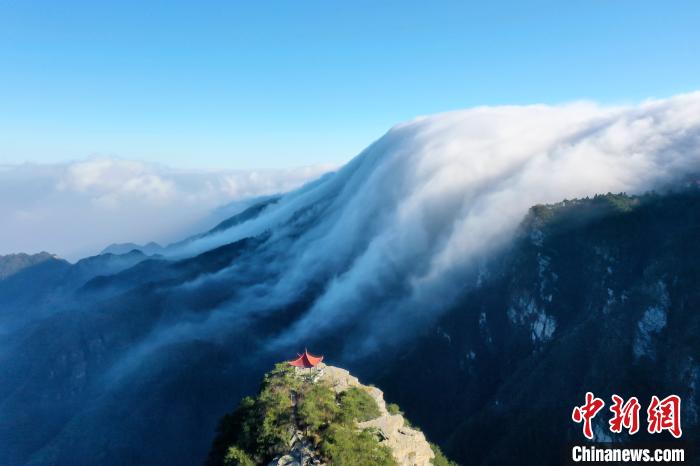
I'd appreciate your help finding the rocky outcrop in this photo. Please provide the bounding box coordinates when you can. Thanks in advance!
[269,363,434,466]
[267,392,322,466]
[267,437,318,466]
[358,415,434,466]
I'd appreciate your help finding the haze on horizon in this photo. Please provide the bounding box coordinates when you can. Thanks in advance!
[1,1,699,258]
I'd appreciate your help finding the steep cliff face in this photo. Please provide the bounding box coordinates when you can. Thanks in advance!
[373,190,700,465]
[206,362,450,466]
[319,365,435,466]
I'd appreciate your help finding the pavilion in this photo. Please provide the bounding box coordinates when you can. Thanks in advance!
[288,349,324,368]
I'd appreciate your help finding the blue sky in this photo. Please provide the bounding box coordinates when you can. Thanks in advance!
[1,0,698,169]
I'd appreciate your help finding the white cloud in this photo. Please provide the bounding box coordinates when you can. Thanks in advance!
[4,92,700,364]
[0,158,334,260]
[138,92,700,357]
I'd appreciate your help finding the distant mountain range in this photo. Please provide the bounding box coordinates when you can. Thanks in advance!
[1,96,699,466]
[0,252,58,280]
[100,242,163,256]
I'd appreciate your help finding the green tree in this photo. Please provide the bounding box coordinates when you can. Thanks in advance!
[338,387,381,423]
[320,425,396,466]
[223,446,255,466]
[297,382,339,432]
[430,442,460,466]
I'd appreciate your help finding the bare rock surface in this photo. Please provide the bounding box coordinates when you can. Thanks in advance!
[319,364,434,466]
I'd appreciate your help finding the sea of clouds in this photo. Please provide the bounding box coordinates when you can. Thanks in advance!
[110,92,700,361]
[3,92,700,363]
[0,158,333,260]
[4,94,700,460]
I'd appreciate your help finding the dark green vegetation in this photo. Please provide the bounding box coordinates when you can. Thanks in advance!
[317,426,394,466]
[376,190,700,465]
[221,447,254,466]
[206,363,395,466]
[429,443,460,466]
[2,188,699,466]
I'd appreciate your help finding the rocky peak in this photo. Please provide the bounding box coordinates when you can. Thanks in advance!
[208,362,447,466]
[315,364,434,466]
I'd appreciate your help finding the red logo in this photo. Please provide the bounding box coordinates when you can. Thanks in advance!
[572,392,605,440]
[647,395,682,438]
[609,395,641,435]
[572,393,682,440]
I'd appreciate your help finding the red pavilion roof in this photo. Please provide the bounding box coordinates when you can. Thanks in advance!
[289,349,324,368]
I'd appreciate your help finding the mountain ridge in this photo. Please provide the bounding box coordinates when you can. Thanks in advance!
[0,252,59,280]
[2,94,700,465]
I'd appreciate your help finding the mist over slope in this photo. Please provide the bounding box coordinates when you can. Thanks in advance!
[162,92,700,355]
[1,93,700,466]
